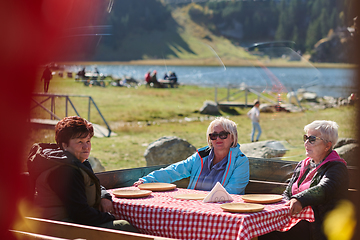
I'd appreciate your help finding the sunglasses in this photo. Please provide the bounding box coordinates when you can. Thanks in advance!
[303,135,324,144]
[209,131,230,140]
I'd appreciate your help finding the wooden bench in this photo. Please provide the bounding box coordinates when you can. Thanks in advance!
[11,217,175,240]
[21,157,358,201]
[16,157,357,240]
[96,158,356,187]
[95,158,357,201]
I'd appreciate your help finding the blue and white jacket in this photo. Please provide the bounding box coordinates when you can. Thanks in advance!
[140,144,249,195]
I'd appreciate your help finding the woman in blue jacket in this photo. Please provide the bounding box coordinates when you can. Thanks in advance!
[134,117,249,195]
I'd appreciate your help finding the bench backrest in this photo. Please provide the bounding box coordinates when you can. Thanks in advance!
[21,157,357,198]
[96,158,357,190]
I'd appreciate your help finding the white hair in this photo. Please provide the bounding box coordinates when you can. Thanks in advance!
[206,117,238,148]
[304,120,339,149]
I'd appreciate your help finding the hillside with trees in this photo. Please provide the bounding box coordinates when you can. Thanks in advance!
[57,0,358,63]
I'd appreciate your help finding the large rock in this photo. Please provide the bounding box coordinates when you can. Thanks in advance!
[335,143,358,166]
[200,100,221,115]
[259,104,277,113]
[334,138,358,166]
[299,92,318,103]
[144,136,197,166]
[334,138,358,149]
[240,140,288,159]
[88,156,106,172]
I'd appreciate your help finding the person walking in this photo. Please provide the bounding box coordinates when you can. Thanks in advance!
[247,100,262,142]
[41,66,52,92]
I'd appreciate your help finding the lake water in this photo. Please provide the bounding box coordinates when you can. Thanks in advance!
[66,64,357,98]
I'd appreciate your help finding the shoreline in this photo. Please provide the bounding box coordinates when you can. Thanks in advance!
[57,59,357,69]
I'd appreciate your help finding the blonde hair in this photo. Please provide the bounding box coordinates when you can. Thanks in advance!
[206,117,238,148]
[304,120,339,149]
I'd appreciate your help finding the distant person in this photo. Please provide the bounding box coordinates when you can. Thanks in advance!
[168,71,178,88]
[27,116,138,233]
[163,72,169,80]
[77,67,86,82]
[94,67,100,75]
[150,70,161,88]
[247,100,261,142]
[40,66,52,92]
[133,117,249,195]
[145,71,151,87]
[79,67,86,77]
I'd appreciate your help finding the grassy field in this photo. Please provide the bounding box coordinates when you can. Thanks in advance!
[26,72,357,171]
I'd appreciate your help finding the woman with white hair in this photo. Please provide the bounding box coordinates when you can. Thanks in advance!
[134,117,249,194]
[260,120,349,240]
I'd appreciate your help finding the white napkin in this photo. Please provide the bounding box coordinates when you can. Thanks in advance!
[203,182,234,203]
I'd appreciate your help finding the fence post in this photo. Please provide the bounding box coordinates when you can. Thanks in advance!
[88,97,91,121]
[31,93,112,137]
[65,96,68,117]
[245,88,248,108]
[227,85,230,101]
[214,87,217,103]
[51,96,55,120]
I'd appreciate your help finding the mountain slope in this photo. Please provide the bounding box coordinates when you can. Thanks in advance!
[94,5,255,64]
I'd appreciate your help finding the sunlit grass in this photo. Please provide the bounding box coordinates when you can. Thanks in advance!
[28,72,357,171]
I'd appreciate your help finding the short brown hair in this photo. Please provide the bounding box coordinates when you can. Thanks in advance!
[55,116,94,149]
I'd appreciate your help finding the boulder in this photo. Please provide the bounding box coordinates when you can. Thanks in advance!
[144,136,197,166]
[88,156,106,173]
[335,143,358,166]
[334,138,358,149]
[259,104,277,113]
[200,101,221,115]
[240,140,288,159]
[299,92,318,102]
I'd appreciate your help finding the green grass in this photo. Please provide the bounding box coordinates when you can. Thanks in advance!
[27,73,357,172]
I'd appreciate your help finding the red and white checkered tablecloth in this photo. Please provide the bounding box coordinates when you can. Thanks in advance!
[110,187,314,240]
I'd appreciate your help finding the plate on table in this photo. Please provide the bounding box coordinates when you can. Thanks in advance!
[112,189,152,198]
[173,193,208,200]
[138,183,176,192]
[241,194,283,204]
[220,203,265,213]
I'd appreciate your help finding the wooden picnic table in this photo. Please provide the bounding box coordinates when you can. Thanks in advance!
[110,187,314,240]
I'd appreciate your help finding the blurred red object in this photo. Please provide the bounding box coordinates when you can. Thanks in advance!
[0,1,107,239]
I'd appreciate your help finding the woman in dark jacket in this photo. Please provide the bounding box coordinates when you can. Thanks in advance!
[28,116,137,232]
[260,120,349,240]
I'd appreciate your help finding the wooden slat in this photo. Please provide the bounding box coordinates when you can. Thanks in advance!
[248,158,297,182]
[347,166,357,190]
[245,179,288,194]
[96,158,299,190]
[218,102,253,108]
[96,164,170,189]
[10,229,70,240]
[13,217,175,240]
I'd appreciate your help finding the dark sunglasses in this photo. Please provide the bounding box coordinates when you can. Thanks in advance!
[303,135,324,144]
[209,131,230,140]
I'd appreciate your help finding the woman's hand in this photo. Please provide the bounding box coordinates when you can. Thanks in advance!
[285,198,303,215]
[100,198,114,214]
[133,179,144,187]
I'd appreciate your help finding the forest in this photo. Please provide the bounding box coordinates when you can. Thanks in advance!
[57,0,358,62]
